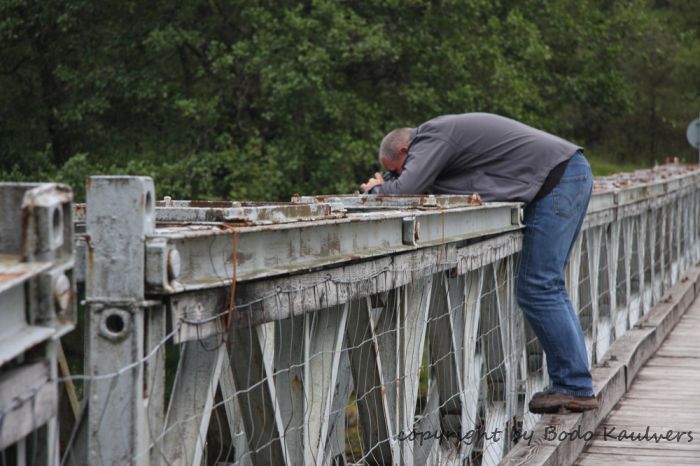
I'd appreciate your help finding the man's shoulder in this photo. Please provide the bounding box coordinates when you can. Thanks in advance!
[415,113,488,144]
[419,113,508,131]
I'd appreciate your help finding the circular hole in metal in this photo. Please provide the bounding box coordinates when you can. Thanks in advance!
[105,313,126,334]
[52,207,62,233]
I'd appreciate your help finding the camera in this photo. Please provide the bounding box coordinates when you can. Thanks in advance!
[382,170,399,182]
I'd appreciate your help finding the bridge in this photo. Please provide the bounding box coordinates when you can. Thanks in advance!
[1,161,699,465]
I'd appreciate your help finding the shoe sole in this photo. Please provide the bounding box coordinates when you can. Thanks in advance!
[528,402,598,414]
[564,401,598,412]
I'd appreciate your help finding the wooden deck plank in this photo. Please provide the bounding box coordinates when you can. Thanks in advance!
[576,295,700,465]
[586,444,700,456]
[586,439,700,452]
[575,451,700,465]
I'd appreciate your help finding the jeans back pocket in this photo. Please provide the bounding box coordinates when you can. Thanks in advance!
[554,175,590,218]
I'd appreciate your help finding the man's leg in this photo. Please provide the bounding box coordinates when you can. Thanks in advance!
[516,152,596,412]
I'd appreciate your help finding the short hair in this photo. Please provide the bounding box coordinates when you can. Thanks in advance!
[379,127,413,161]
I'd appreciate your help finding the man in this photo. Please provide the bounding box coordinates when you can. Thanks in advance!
[361,113,597,414]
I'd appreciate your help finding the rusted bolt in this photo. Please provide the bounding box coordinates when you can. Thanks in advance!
[167,249,181,280]
[53,273,71,313]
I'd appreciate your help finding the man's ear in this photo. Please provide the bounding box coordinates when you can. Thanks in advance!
[399,145,409,157]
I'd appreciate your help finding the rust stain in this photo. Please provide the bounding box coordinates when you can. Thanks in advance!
[291,374,302,392]
[21,202,32,258]
[85,234,94,271]
[189,200,237,208]
[467,193,482,205]
[319,234,341,256]
[0,271,24,282]
[241,201,283,206]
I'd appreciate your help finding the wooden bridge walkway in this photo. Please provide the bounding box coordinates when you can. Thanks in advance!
[574,296,700,465]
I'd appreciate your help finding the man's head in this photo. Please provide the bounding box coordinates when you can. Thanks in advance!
[379,127,413,175]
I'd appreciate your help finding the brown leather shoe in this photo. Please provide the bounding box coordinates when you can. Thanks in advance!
[528,391,598,414]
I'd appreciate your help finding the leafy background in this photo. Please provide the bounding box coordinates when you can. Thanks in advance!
[1,0,699,201]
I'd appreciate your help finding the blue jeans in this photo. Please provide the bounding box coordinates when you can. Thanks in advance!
[516,151,594,397]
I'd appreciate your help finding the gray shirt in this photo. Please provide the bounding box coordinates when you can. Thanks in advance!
[373,113,581,203]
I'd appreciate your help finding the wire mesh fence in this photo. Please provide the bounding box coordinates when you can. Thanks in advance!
[2,163,700,466]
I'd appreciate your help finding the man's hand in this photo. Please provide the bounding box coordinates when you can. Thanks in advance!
[361,172,385,193]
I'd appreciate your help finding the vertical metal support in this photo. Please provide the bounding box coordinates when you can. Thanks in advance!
[482,259,517,465]
[346,276,432,466]
[345,295,394,465]
[678,194,687,272]
[322,349,353,465]
[501,257,520,457]
[42,341,61,466]
[219,350,253,466]
[145,304,166,466]
[607,221,624,340]
[162,337,225,466]
[274,314,305,465]
[585,227,602,364]
[695,191,700,262]
[461,269,484,456]
[273,305,349,466]
[625,216,635,323]
[660,204,669,296]
[668,200,679,285]
[648,208,660,307]
[696,188,700,260]
[305,305,349,466]
[697,190,700,261]
[688,192,695,265]
[1,182,75,466]
[399,276,432,466]
[674,195,683,281]
[228,324,286,466]
[637,212,650,316]
[623,217,638,326]
[567,237,583,313]
[428,272,465,440]
[85,176,155,466]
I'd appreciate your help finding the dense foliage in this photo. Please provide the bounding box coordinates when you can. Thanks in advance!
[1,0,699,201]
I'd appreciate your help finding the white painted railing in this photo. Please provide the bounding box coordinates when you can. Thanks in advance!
[1,162,699,466]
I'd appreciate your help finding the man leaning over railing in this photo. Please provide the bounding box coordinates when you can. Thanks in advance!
[360,112,598,414]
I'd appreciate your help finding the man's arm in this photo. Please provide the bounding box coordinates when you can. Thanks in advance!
[371,133,456,194]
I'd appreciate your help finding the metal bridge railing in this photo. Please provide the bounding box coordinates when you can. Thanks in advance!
[1,162,699,466]
[0,182,76,466]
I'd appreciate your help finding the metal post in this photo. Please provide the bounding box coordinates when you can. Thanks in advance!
[85,176,155,465]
